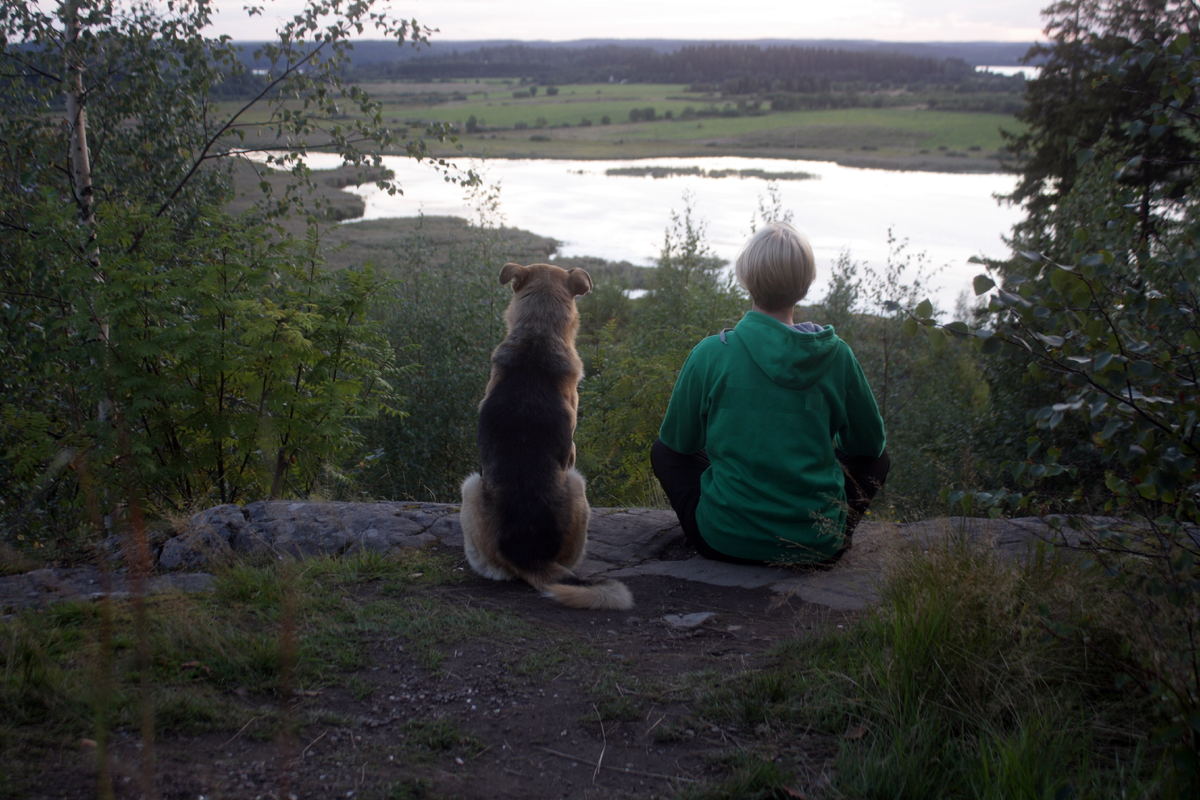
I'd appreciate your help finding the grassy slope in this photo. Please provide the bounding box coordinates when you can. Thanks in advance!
[0,541,1164,798]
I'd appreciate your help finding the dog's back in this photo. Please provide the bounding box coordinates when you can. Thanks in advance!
[477,345,576,571]
[460,263,633,611]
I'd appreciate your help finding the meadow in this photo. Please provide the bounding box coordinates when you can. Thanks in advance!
[225,80,1023,169]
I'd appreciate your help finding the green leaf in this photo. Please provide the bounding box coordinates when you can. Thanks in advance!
[903,317,919,337]
[973,275,995,296]
[928,327,947,351]
[915,299,934,319]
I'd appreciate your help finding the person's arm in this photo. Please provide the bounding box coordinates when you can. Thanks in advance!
[834,349,886,457]
[658,347,708,455]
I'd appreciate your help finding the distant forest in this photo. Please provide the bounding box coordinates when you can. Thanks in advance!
[350,43,979,87]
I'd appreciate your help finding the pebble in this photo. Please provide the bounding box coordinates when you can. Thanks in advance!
[662,612,717,628]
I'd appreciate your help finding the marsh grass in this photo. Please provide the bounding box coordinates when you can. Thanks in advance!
[676,533,1161,798]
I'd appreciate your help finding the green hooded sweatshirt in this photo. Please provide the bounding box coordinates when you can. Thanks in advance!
[659,310,886,563]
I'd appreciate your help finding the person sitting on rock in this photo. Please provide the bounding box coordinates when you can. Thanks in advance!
[650,221,889,565]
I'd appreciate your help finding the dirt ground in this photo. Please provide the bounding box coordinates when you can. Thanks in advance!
[17,541,855,800]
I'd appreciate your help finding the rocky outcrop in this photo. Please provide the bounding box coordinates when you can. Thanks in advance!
[156,501,689,571]
[157,500,467,570]
[0,567,214,612]
[3,505,1131,614]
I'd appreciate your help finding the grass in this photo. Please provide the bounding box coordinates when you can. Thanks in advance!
[0,544,529,796]
[219,81,1026,167]
[668,534,1163,799]
[0,548,490,738]
[1,521,1182,796]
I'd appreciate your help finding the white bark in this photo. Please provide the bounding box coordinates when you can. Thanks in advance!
[62,0,110,425]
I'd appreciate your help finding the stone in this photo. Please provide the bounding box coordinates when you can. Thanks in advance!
[0,566,214,613]
[155,501,468,569]
[584,508,682,565]
[140,503,1142,615]
[662,612,717,628]
[158,504,246,570]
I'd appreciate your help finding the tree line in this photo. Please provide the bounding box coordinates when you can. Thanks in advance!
[349,42,979,88]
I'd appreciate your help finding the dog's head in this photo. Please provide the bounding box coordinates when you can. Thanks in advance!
[498,262,592,339]
[500,263,592,298]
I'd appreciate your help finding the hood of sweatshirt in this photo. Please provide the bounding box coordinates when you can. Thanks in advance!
[732,310,840,390]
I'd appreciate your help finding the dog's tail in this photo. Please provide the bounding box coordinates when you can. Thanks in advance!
[532,566,634,611]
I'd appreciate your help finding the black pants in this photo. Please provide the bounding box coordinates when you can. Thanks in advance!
[649,438,891,566]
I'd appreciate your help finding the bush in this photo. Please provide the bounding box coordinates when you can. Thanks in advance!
[580,117,593,127]
[0,0,423,534]
[817,238,989,520]
[545,85,558,96]
[512,90,530,99]
[600,114,611,125]
[576,199,744,505]
[908,31,1200,787]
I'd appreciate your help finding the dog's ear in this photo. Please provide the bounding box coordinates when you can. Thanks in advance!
[566,268,592,297]
[499,262,529,291]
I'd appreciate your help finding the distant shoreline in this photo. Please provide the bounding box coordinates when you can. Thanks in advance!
[421,142,1010,174]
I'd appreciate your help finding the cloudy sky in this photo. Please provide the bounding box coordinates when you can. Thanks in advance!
[207,0,1049,43]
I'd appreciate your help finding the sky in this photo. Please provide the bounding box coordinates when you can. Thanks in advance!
[206,0,1049,44]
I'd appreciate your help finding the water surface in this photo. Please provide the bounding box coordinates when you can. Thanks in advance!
[303,154,1022,311]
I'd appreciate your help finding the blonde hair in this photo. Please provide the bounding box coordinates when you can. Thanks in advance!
[735,222,816,312]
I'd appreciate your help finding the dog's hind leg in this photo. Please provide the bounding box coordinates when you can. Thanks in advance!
[461,473,516,581]
[555,468,590,571]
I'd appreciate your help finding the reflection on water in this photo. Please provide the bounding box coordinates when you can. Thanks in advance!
[300,154,1021,312]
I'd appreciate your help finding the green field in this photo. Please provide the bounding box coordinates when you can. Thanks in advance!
[229,81,1025,171]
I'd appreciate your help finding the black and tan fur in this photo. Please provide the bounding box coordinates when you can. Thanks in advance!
[460,263,633,611]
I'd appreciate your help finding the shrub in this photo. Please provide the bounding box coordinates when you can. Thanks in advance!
[600,114,611,125]
[576,198,744,505]
[907,31,1200,788]
[545,85,558,96]
[0,0,426,529]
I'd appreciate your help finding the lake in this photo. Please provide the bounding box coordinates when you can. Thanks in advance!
[300,153,1023,312]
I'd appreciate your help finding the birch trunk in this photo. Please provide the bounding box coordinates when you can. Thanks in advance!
[62,0,109,424]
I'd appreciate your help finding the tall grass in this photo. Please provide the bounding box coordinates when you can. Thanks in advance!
[692,531,1160,798]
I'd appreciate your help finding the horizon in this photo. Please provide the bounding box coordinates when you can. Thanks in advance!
[206,0,1048,47]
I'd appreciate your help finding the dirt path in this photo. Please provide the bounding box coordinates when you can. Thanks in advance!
[25,551,852,800]
[7,508,1084,799]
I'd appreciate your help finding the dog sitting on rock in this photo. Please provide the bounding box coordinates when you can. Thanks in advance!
[460,262,634,610]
